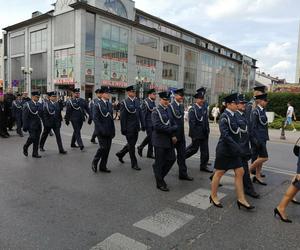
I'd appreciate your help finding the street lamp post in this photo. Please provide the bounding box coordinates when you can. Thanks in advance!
[21,67,33,95]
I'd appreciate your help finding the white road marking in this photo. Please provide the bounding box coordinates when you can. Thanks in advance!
[90,233,150,250]
[133,208,194,238]
[178,188,226,209]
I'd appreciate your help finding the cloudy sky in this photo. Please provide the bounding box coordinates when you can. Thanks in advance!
[1,0,299,82]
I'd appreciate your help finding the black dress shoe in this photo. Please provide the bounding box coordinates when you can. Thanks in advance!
[237,200,255,210]
[40,147,45,152]
[100,168,111,173]
[91,162,97,173]
[71,144,79,148]
[32,155,42,158]
[90,139,97,144]
[80,146,84,151]
[179,175,194,181]
[23,146,28,157]
[157,185,170,192]
[137,147,143,157]
[116,153,125,163]
[245,191,260,199]
[59,150,67,155]
[209,196,223,208]
[251,170,266,178]
[147,155,155,159]
[1,134,9,138]
[132,165,141,171]
[20,134,24,137]
[274,208,292,223]
[200,167,213,173]
[253,176,267,186]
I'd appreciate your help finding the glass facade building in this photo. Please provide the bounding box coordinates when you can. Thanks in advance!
[3,0,256,103]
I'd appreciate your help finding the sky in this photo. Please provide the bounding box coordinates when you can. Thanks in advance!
[0,0,299,82]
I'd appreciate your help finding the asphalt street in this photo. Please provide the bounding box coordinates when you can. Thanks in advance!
[0,121,299,250]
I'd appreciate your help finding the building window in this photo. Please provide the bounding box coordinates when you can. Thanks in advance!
[136,33,157,49]
[11,56,25,92]
[184,49,198,96]
[101,23,129,88]
[54,48,75,83]
[104,0,128,18]
[30,29,47,53]
[182,34,196,44]
[136,56,157,91]
[163,42,180,55]
[85,12,95,83]
[11,35,25,56]
[31,53,47,93]
[162,62,178,80]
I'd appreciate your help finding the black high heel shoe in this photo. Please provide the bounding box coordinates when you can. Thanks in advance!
[274,208,292,223]
[253,176,267,186]
[237,200,255,210]
[291,199,300,205]
[209,196,223,208]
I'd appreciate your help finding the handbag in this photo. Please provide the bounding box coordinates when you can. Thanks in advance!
[293,137,300,156]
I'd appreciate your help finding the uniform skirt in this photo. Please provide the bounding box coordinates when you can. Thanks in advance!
[214,155,242,171]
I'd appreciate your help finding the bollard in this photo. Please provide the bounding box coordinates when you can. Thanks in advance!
[280,121,286,140]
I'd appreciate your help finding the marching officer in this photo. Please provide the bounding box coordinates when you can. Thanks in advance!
[5,88,16,131]
[185,88,212,173]
[22,92,31,103]
[89,91,101,144]
[39,92,67,154]
[0,91,10,138]
[65,88,90,151]
[12,93,24,137]
[91,87,115,173]
[22,91,43,158]
[116,85,144,171]
[138,89,156,159]
[152,91,177,191]
[249,93,269,186]
[168,88,193,181]
[236,94,260,199]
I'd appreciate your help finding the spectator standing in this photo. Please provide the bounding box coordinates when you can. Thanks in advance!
[284,102,297,132]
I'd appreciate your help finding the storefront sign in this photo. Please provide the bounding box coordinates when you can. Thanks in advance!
[102,80,128,88]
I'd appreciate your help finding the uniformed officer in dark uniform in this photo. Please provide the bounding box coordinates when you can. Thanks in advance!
[168,88,193,181]
[138,89,156,159]
[0,91,10,138]
[185,88,212,173]
[91,86,115,173]
[12,93,24,137]
[89,92,101,144]
[236,94,259,199]
[245,86,267,179]
[249,93,269,186]
[22,92,31,103]
[39,91,67,154]
[152,91,178,191]
[116,85,144,170]
[22,91,43,158]
[4,88,16,131]
[65,88,90,150]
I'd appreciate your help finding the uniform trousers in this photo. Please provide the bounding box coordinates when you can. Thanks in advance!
[241,158,256,194]
[93,136,112,170]
[174,140,188,177]
[24,127,42,156]
[40,126,64,152]
[153,147,176,183]
[71,120,84,147]
[185,138,209,168]
[139,129,153,156]
[15,115,23,135]
[118,132,138,166]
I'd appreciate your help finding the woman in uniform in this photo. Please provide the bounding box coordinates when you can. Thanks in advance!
[210,93,254,210]
[274,153,300,223]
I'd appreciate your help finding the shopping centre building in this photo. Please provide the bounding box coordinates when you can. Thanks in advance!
[3,0,257,102]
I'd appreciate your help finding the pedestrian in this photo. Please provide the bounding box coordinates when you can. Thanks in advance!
[22,91,43,158]
[168,88,193,181]
[116,85,144,171]
[185,87,212,173]
[210,93,254,210]
[138,89,156,159]
[4,88,16,131]
[211,104,220,124]
[284,102,297,132]
[22,92,31,103]
[12,93,24,137]
[236,94,259,199]
[151,91,177,191]
[274,153,300,223]
[249,93,269,186]
[91,87,115,173]
[65,88,90,151]
[39,91,67,154]
[0,90,10,138]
